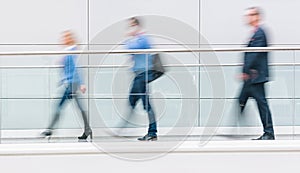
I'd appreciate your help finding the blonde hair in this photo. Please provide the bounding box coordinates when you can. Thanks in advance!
[62,30,76,45]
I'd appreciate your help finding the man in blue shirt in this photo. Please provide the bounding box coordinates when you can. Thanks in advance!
[41,31,92,141]
[124,17,157,141]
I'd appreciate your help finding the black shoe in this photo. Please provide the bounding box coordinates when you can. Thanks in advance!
[252,133,275,140]
[41,129,52,137]
[137,134,157,141]
[78,129,93,142]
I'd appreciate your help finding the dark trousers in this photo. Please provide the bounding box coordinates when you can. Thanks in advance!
[48,83,90,132]
[239,81,274,135]
[129,71,157,136]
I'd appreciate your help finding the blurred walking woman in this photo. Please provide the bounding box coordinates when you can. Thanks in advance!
[41,31,92,141]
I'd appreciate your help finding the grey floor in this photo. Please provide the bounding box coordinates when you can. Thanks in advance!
[1,134,299,144]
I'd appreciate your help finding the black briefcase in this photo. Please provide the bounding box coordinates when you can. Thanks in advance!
[148,53,165,83]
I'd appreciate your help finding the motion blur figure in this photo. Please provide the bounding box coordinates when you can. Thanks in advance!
[122,17,158,141]
[41,31,92,141]
[239,7,274,140]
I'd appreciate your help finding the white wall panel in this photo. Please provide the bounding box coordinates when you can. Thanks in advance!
[0,0,88,44]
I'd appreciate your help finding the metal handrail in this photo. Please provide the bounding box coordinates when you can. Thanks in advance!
[0,47,297,68]
[0,63,298,69]
[0,47,299,56]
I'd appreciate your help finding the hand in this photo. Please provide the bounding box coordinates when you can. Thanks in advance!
[238,73,250,81]
[80,85,86,94]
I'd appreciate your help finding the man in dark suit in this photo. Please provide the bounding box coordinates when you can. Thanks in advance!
[239,7,275,140]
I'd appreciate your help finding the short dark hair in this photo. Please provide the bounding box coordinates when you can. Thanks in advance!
[129,17,140,26]
[247,6,262,16]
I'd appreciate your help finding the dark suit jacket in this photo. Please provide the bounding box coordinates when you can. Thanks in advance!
[243,27,269,84]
